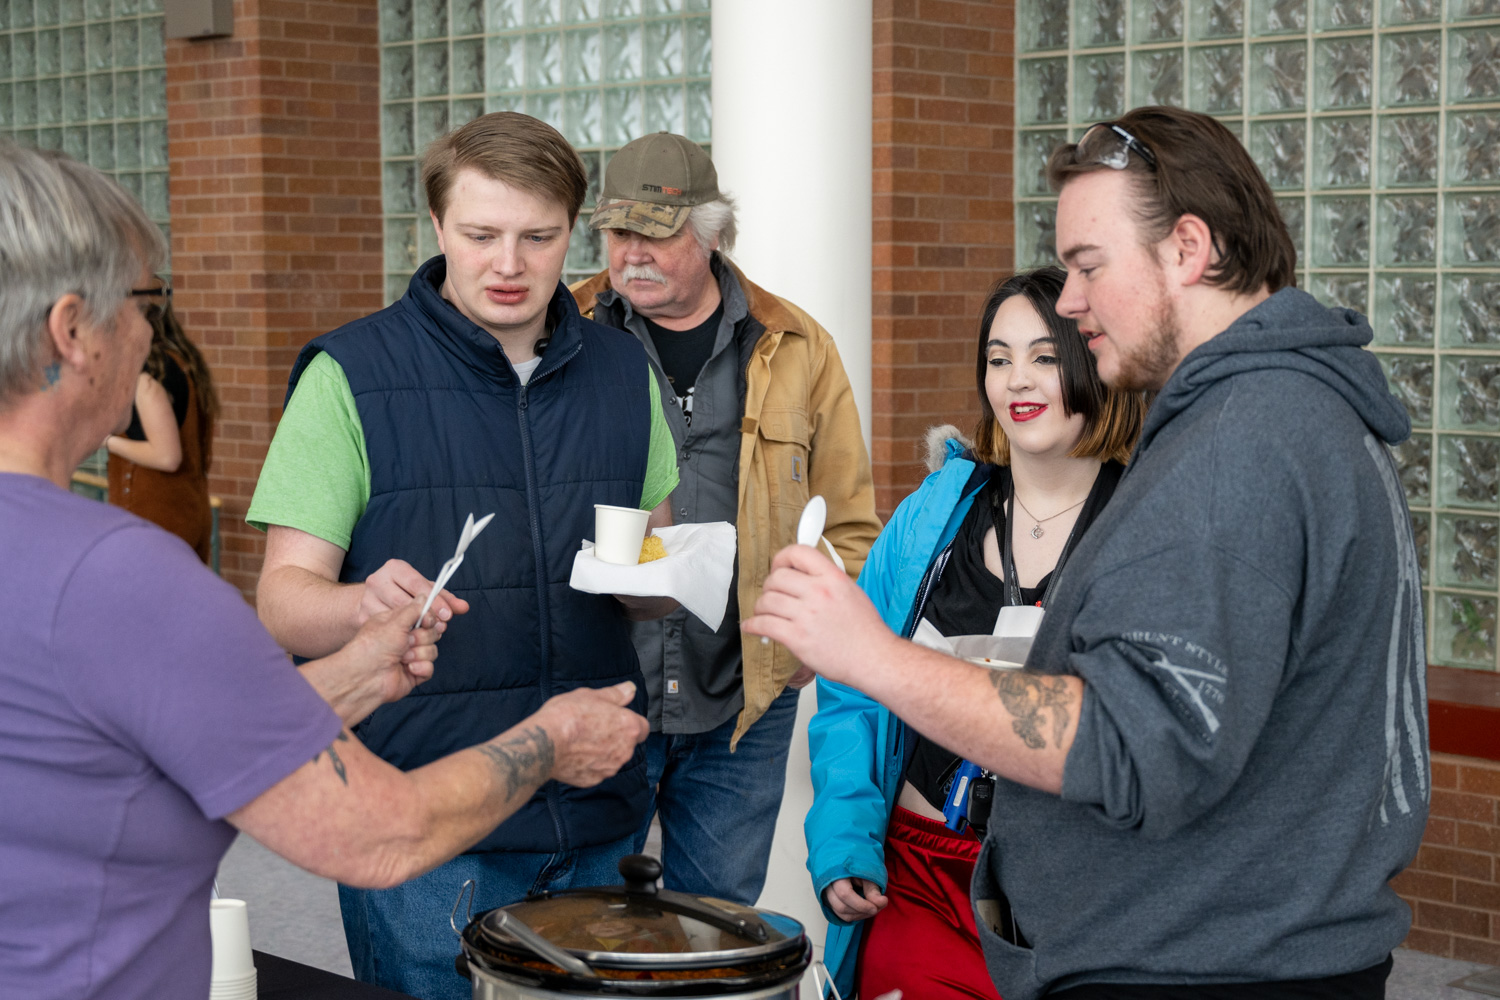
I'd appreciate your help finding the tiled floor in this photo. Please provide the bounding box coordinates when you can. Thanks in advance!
[217,832,1496,997]
[1389,949,1496,1000]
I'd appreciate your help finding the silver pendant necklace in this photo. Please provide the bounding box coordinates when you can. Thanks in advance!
[1011,492,1088,539]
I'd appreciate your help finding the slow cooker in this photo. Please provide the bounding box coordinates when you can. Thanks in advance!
[453,854,812,999]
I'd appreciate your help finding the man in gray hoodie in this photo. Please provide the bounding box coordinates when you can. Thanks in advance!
[745,106,1428,998]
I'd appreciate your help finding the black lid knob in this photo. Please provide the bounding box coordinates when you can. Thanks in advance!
[619,854,662,895]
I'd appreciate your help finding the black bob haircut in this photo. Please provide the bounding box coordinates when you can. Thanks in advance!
[972,266,1143,466]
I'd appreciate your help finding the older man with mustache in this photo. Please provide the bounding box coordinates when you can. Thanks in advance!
[571,132,881,907]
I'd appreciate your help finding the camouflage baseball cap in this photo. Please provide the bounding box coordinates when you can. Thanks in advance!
[589,132,719,238]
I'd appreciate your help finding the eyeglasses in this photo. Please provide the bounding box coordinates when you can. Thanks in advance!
[126,284,170,320]
[1075,122,1158,171]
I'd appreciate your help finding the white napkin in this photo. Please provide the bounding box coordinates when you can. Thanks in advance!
[911,618,1029,669]
[569,521,737,631]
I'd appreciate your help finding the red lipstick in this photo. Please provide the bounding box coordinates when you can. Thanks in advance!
[1009,403,1047,422]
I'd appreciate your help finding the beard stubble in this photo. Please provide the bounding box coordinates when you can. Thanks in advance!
[1105,270,1181,392]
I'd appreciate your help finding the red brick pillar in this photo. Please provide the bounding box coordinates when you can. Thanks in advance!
[871,0,1013,517]
[165,0,383,598]
[1393,752,1500,964]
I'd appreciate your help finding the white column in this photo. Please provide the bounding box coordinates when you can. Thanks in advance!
[711,0,874,446]
[711,0,873,963]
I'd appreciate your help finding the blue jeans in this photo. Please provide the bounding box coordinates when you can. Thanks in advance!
[338,835,634,1000]
[634,685,801,905]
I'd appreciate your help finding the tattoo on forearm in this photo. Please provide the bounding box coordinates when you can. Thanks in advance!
[990,672,1074,750]
[313,730,351,786]
[477,727,556,800]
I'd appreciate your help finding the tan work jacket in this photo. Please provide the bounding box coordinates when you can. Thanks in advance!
[573,261,882,747]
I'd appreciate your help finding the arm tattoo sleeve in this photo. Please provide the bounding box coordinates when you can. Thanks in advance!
[312,729,352,786]
[476,727,556,801]
[990,672,1074,750]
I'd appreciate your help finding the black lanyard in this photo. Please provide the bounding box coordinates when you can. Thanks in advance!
[993,467,1095,610]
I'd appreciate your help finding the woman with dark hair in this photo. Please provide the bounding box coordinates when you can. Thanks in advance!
[803,267,1146,1000]
[105,284,219,563]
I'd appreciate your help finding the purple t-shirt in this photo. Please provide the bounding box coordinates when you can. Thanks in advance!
[0,474,341,999]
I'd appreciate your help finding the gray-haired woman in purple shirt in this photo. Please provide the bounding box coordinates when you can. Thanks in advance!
[0,142,650,1000]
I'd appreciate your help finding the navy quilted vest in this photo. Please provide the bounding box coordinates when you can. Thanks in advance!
[285,257,651,854]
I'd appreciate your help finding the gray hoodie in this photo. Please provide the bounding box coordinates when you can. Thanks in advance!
[973,288,1430,997]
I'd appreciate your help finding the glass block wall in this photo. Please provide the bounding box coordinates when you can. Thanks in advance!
[380,0,711,301]
[1015,0,1500,671]
[0,0,170,245]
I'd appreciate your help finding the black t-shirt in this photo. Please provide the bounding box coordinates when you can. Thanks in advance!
[124,353,190,441]
[644,303,723,428]
[902,462,1124,815]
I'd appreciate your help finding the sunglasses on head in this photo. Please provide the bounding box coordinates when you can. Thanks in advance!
[1075,122,1157,171]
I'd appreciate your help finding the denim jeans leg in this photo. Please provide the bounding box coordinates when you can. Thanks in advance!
[338,851,551,1000]
[655,685,802,904]
[632,730,671,855]
[539,833,639,892]
[337,879,375,984]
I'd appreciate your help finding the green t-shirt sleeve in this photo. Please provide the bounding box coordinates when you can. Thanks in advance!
[246,352,371,551]
[641,371,680,512]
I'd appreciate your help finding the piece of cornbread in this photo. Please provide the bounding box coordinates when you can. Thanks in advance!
[638,535,668,563]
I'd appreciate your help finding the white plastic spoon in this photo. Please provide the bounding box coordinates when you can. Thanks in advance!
[795,494,845,574]
[796,495,827,549]
[762,496,836,647]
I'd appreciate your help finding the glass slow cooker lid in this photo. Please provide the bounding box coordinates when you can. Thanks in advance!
[469,855,805,970]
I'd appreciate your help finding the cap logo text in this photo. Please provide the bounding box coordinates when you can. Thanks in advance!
[641,184,683,195]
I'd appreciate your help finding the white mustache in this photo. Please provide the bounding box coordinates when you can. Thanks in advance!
[620,264,667,285]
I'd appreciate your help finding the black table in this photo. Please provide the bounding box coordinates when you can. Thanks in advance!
[254,951,422,1000]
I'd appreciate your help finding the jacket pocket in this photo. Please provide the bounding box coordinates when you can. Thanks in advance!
[757,407,811,513]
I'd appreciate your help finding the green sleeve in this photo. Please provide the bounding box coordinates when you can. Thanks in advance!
[246,352,371,551]
[640,371,680,511]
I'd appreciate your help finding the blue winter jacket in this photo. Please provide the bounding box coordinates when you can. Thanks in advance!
[804,437,989,997]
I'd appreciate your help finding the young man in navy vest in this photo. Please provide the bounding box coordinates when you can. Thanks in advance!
[248,113,680,1000]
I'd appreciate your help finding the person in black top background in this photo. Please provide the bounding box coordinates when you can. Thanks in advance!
[105,284,220,562]
[815,267,1147,1000]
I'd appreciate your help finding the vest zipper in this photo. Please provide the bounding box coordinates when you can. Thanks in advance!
[516,376,569,853]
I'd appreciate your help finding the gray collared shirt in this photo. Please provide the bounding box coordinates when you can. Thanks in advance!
[594,258,753,734]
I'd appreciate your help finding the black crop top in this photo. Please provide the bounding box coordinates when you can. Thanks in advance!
[902,462,1123,816]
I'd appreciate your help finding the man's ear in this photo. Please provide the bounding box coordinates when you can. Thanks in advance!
[429,210,445,255]
[1163,213,1216,287]
[44,294,89,369]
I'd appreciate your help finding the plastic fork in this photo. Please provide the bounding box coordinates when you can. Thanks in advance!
[415,512,494,627]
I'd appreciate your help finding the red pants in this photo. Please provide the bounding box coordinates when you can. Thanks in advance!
[855,806,1002,1000]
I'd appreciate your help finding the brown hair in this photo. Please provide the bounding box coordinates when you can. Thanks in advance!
[972,267,1145,466]
[421,112,588,226]
[1046,106,1297,296]
[144,295,219,467]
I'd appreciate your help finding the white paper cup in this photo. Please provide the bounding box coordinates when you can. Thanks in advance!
[209,899,255,981]
[208,970,257,1000]
[593,504,650,565]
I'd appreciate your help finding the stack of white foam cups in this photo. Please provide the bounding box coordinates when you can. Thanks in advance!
[209,898,256,999]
